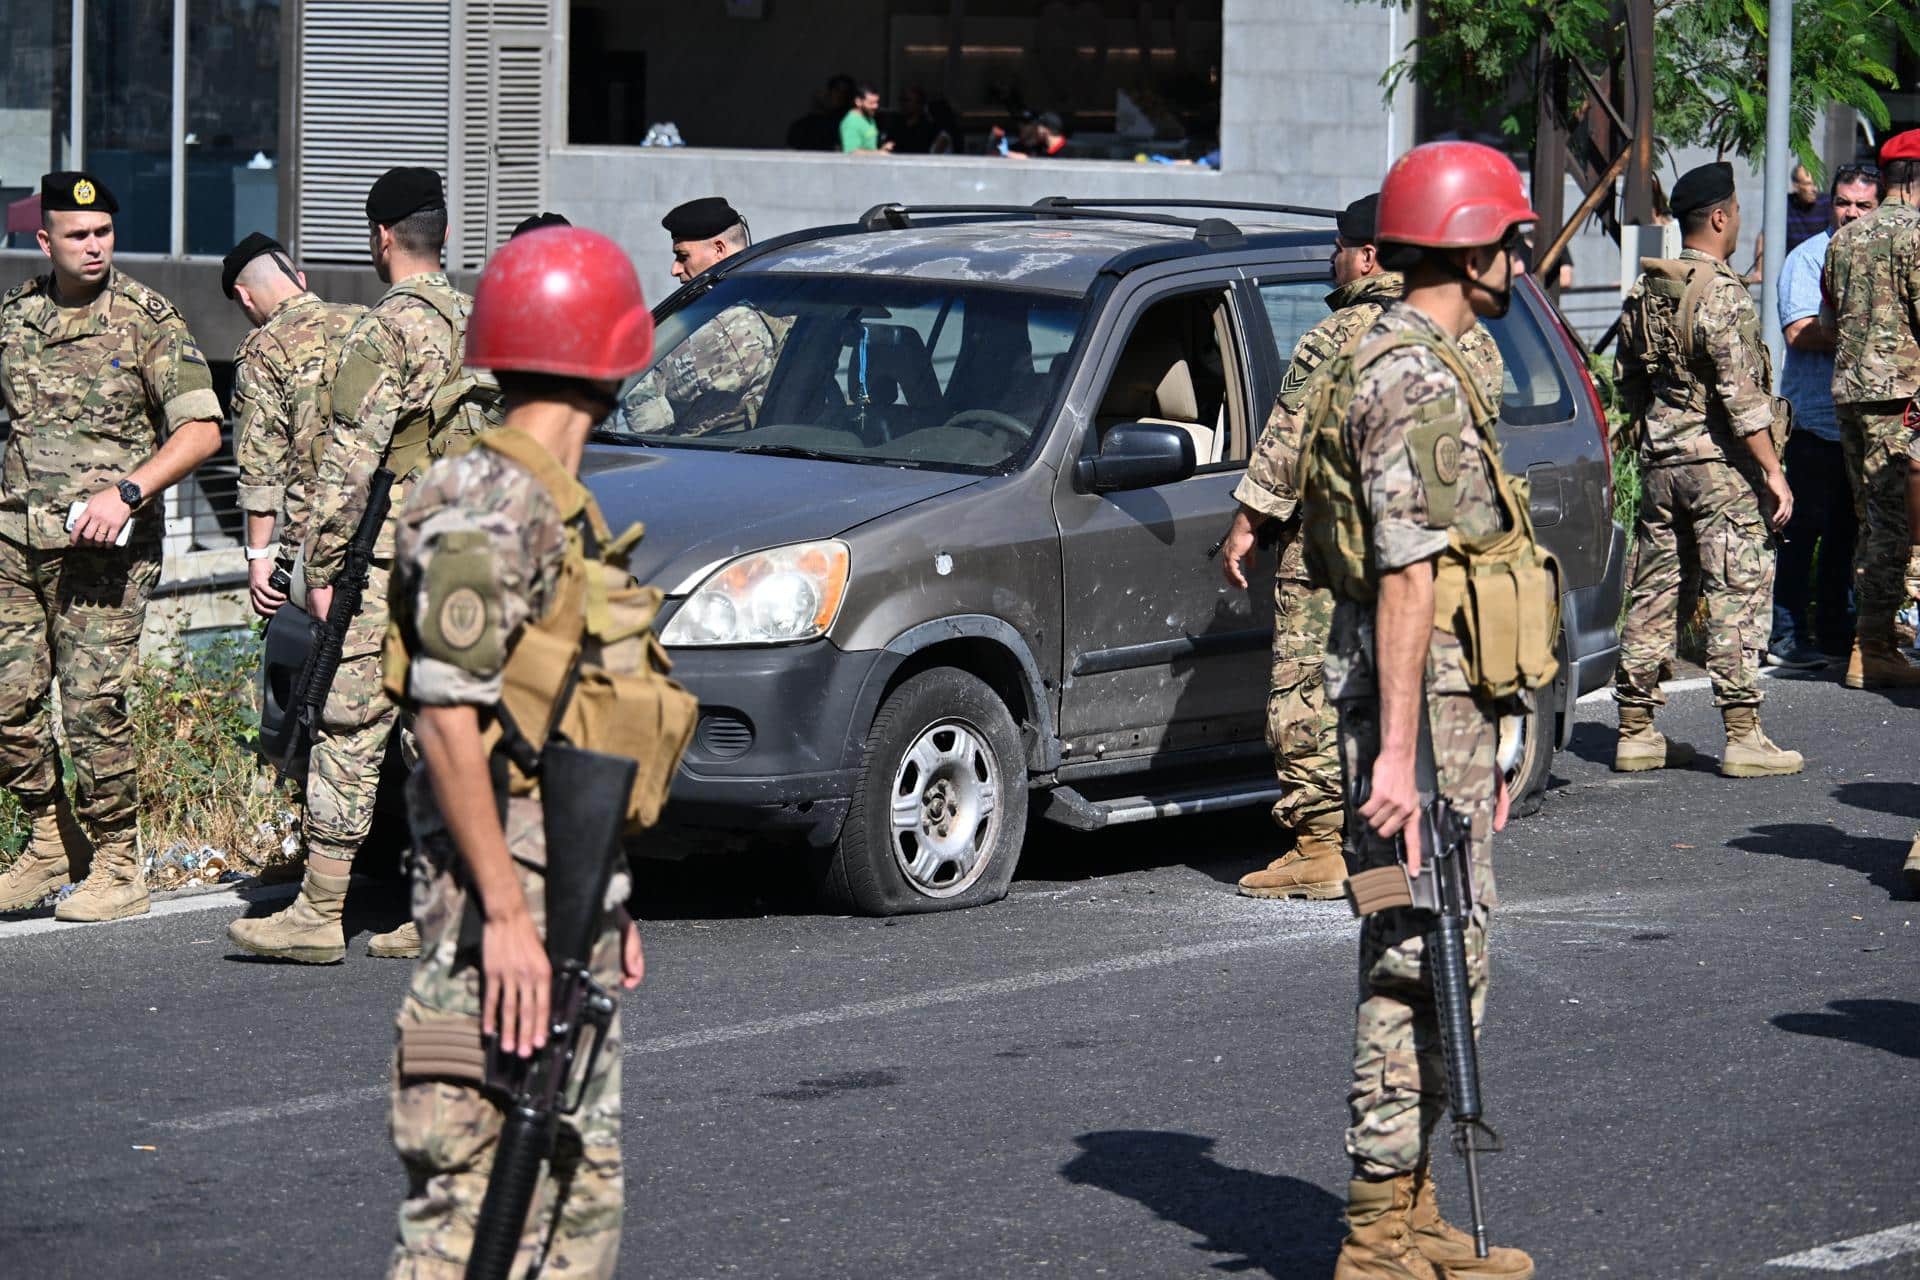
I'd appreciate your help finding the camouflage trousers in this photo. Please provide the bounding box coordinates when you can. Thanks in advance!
[1337,690,1497,1178]
[389,795,624,1279]
[1267,576,1341,838]
[306,562,402,863]
[0,536,157,845]
[1837,402,1913,637]
[1616,458,1772,711]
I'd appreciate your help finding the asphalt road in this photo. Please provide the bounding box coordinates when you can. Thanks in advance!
[2,670,1918,1279]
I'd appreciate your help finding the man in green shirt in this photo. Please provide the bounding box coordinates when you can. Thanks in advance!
[841,84,892,154]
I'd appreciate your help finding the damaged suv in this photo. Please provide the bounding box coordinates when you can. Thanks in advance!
[589,200,1625,915]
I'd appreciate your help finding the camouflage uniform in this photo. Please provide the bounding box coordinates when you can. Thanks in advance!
[1320,302,1506,1177]
[0,270,219,856]
[1237,270,1503,848]
[232,290,366,557]
[302,273,487,870]
[1614,248,1777,712]
[619,303,787,435]
[386,442,625,1278]
[1824,200,1920,639]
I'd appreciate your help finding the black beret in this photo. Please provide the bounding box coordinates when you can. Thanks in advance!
[40,171,118,214]
[511,211,571,238]
[1337,193,1380,245]
[222,231,286,297]
[365,167,445,225]
[1669,161,1736,218]
[662,197,742,242]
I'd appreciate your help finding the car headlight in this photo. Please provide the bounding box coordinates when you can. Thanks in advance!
[660,540,851,646]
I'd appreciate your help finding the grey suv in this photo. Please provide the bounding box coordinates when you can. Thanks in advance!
[593,200,1625,915]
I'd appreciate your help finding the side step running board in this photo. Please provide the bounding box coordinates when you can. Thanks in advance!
[1041,781,1283,831]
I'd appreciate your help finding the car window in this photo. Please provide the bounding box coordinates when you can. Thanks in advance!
[608,275,1085,474]
[1255,278,1331,368]
[1482,296,1574,425]
[1093,288,1248,470]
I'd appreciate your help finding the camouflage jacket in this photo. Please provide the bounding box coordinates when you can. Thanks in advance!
[0,269,220,549]
[620,303,788,435]
[306,272,473,584]
[1322,303,1507,703]
[232,290,366,554]
[1822,199,1920,405]
[1617,247,1773,466]
[1237,272,1502,581]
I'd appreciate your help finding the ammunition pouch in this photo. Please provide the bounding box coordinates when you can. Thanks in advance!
[397,1011,489,1086]
[1434,526,1563,703]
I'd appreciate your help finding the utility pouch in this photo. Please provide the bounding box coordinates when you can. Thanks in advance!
[1348,864,1416,915]
[397,1011,488,1085]
[559,642,697,830]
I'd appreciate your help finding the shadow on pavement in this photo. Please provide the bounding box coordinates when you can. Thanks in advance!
[1060,1129,1342,1277]
[1563,720,1722,774]
[1018,811,1278,890]
[1772,999,1920,1061]
[1725,823,1911,896]
[1832,781,1920,822]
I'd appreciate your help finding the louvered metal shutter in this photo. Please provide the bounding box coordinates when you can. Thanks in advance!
[451,1,554,269]
[295,0,454,264]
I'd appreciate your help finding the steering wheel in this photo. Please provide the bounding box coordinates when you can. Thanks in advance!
[936,407,1033,443]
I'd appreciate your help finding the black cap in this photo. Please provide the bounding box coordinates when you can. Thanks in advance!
[511,211,571,238]
[365,167,445,225]
[222,231,287,297]
[1669,161,1736,218]
[1037,111,1065,134]
[1336,193,1380,245]
[40,171,118,214]
[662,196,742,242]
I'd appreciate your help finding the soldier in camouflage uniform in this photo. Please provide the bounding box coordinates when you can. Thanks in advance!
[1300,143,1539,1280]
[230,168,498,964]
[384,225,652,1278]
[618,197,787,436]
[222,232,366,618]
[1613,163,1802,778]
[1222,194,1504,902]
[0,172,222,920]
[1825,129,1920,691]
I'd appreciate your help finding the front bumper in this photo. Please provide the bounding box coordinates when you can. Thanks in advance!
[654,638,896,847]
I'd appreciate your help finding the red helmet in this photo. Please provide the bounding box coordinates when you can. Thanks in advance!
[1376,141,1538,250]
[465,225,654,380]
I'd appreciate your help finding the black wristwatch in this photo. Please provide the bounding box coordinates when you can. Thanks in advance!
[117,479,143,508]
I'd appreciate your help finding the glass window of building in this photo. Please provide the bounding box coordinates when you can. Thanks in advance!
[1,6,75,249]
[85,0,176,253]
[187,0,282,254]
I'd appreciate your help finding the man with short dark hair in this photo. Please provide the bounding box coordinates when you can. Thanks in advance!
[662,196,748,284]
[0,171,223,919]
[1767,165,1884,667]
[841,83,892,154]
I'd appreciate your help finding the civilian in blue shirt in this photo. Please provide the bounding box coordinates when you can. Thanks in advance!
[1770,164,1885,666]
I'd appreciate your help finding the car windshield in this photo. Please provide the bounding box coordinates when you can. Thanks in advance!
[601,274,1085,473]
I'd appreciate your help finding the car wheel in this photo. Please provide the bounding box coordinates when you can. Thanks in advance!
[1505,697,1554,821]
[818,668,1028,916]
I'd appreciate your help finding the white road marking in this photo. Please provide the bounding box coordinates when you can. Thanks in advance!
[152,925,1345,1134]
[0,881,298,941]
[1766,1221,1920,1271]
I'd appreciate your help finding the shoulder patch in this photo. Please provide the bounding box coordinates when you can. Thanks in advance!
[2,276,47,309]
[1405,416,1464,527]
[419,529,503,673]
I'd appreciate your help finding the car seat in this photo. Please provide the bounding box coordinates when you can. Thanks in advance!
[1095,316,1218,465]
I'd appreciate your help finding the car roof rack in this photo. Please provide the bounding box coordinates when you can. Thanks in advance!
[1030,195,1341,221]
[857,201,1247,249]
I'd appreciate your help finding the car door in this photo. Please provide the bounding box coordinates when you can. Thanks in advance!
[1051,272,1273,761]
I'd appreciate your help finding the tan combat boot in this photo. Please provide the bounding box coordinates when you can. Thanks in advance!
[1844,637,1920,689]
[227,868,348,963]
[1612,705,1696,772]
[0,796,93,911]
[1408,1164,1534,1279]
[1335,1174,1442,1280]
[54,839,151,922]
[1720,706,1804,778]
[1237,825,1348,900]
[367,919,421,959]
[1904,833,1920,896]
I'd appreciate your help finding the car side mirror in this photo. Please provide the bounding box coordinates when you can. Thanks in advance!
[1076,422,1198,493]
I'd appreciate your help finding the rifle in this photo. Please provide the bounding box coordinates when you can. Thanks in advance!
[1343,704,1501,1261]
[270,468,395,774]
[465,737,638,1280]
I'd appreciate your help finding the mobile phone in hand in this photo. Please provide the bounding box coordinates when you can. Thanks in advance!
[66,498,134,548]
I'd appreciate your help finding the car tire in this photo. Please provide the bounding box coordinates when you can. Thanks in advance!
[1505,696,1554,821]
[817,668,1029,916]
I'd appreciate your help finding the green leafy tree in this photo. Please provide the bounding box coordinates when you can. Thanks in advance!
[1370,0,1919,175]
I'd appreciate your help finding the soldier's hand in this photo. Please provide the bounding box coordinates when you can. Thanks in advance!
[482,908,551,1058]
[306,584,334,621]
[248,559,287,617]
[619,909,646,990]
[71,488,132,546]
[1359,748,1422,876]
[1764,468,1794,532]
[1219,510,1260,589]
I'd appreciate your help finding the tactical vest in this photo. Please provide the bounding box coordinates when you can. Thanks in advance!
[383,427,698,831]
[1297,329,1562,701]
[1635,257,1791,454]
